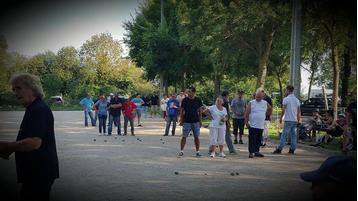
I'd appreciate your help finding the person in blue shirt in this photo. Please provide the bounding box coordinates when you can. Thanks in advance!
[132,93,144,127]
[79,93,96,127]
[94,95,110,136]
[164,93,180,136]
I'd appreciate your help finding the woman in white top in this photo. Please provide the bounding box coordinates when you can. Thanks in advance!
[161,94,169,121]
[203,97,228,158]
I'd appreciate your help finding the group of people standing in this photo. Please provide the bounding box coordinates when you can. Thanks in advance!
[177,86,274,158]
[79,84,357,158]
[79,91,175,136]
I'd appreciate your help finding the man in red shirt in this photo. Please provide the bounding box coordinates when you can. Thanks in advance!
[122,95,137,136]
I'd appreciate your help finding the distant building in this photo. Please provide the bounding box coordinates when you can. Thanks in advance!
[310,88,333,98]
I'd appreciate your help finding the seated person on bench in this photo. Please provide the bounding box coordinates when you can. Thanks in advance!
[321,113,348,145]
[306,108,322,141]
[320,109,334,130]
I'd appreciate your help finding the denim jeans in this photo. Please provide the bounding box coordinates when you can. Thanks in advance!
[248,127,263,153]
[151,105,158,117]
[278,121,298,151]
[165,115,177,135]
[124,116,134,134]
[142,106,148,117]
[84,111,96,126]
[98,114,107,134]
[94,111,99,125]
[108,115,121,135]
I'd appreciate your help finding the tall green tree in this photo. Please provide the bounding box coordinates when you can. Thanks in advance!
[305,0,356,117]
[124,0,209,94]
[229,0,291,89]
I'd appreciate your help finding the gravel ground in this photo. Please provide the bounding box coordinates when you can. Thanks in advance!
[0,111,340,201]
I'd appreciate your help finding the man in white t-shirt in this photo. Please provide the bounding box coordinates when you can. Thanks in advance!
[245,91,272,158]
[273,85,301,154]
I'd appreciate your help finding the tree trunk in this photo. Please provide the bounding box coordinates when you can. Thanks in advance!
[180,70,185,92]
[164,76,169,96]
[277,72,283,107]
[213,74,222,104]
[331,45,340,120]
[256,29,275,89]
[307,69,315,99]
[322,86,329,110]
[341,48,351,107]
[256,59,268,89]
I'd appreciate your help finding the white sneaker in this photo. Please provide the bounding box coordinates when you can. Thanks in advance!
[99,133,102,136]
[210,152,215,158]
[104,133,107,136]
[219,152,226,158]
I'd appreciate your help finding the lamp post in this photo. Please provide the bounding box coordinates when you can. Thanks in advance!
[289,0,302,99]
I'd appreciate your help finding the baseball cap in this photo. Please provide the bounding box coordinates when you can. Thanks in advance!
[313,108,320,112]
[300,155,357,185]
[338,113,346,118]
[221,90,229,97]
[124,95,130,99]
[110,93,114,96]
[256,88,264,93]
[114,92,119,96]
[238,90,244,94]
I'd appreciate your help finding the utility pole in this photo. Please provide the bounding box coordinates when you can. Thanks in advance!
[159,0,164,101]
[289,0,302,99]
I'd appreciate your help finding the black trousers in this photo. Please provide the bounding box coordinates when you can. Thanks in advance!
[233,118,245,135]
[248,127,263,153]
[21,181,53,201]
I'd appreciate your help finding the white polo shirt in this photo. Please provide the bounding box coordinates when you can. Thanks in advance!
[283,94,300,122]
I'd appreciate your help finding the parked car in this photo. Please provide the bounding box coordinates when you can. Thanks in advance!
[50,96,66,105]
[300,97,331,115]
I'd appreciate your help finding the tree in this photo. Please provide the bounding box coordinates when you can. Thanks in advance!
[229,0,291,89]
[305,0,357,117]
[124,0,210,95]
[79,32,154,98]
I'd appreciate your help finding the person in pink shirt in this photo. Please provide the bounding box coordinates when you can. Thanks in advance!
[122,95,137,136]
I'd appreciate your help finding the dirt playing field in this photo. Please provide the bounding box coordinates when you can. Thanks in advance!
[0,111,338,201]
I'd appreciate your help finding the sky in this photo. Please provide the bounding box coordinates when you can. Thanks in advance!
[0,0,314,94]
[0,0,142,56]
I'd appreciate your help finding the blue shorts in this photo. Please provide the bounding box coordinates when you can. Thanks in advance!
[182,122,200,137]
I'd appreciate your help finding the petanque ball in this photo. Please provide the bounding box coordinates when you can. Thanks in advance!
[162,141,165,144]
[115,137,117,139]
[204,173,207,175]
[122,139,125,142]
[175,170,179,175]
[94,139,96,141]
[236,172,240,175]
[139,140,142,141]
[104,140,107,142]
[231,172,235,176]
